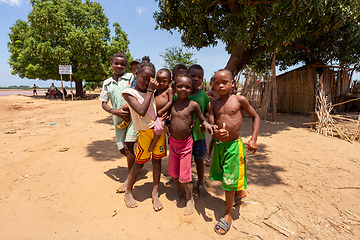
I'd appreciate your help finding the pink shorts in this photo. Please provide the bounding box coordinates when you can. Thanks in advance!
[168,134,193,183]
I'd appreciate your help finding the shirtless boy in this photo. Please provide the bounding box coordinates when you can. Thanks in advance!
[148,68,173,152]
[168,75,214,215]
[205,77,220,166]
[209,69,260,235]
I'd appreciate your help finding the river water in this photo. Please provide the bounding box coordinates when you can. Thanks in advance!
[0,90,46,97]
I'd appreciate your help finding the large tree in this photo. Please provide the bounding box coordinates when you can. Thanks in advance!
[160,46,197,70]
[8,0,130,96]
[154,0,360,76]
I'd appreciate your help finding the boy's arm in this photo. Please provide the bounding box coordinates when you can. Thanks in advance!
[238,95,260,153]
[101,101,130,121]
[123,78,158,117]
[157,87,174,117]
[208,101,228,140]
[193,101,217,135]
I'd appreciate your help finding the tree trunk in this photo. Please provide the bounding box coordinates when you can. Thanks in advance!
[75,80,83,97]
[225,44,267,77]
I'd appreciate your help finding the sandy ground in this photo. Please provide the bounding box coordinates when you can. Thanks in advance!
[0,94,359,240]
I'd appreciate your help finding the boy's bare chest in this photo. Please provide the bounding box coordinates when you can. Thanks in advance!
[155,90,170,108]
[215,99,241,116]
[172,103,193,120]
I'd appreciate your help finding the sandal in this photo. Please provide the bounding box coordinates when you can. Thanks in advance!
[214,217,231,235]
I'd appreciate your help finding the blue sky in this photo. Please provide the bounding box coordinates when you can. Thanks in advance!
[1,0,358,88]
[0,0,230,88]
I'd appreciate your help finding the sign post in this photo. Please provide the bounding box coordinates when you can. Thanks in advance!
[59,65,72,101]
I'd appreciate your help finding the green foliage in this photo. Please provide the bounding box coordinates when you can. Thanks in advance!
[160,46,197,70]
[84,80,102,91]
[8,0,131,95]
[154,0,360,75]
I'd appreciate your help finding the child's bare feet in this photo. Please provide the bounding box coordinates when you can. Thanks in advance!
[124,191,138,208]
[233,190,247,206]
[174,189,184,205]
[197,183,208,197]
[152,194,163,211]
[116,181,127,193]
[184,197,194,215]
[204,157,212,166]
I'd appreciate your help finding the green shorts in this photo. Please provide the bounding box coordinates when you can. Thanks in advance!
[209,139,247,192]
[114,116,138,150]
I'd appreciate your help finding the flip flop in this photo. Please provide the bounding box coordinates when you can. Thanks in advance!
[214,217,231,235]
[233,195,246,206]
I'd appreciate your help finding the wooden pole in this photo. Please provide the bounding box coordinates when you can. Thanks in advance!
[271,51,277,121]
[60,74,65,101]
[70,74,73,101]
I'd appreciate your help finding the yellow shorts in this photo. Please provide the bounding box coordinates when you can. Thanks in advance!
[136,129,167,164]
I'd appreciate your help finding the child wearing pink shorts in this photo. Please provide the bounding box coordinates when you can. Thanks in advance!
[168,74,214,215]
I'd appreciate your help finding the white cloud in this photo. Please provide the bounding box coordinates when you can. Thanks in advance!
[135,6,148,15]
[0,0,22,6]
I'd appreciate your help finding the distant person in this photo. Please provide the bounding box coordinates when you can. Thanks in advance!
[55,88,63,98]
[82,87,86,98]
[209,69,260,235]
[50,83,56,90]
[99,52,137,194]
[168,74,214,215]
[142,56,150,62]
[130,58,141,88]
[45,88,50,98]
[32,84,37,96]
[63,88,67,97]
[49,83,56,98]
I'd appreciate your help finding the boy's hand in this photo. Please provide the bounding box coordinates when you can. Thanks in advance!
[204,123,217,135]
[160,111,169,120]
[244,139,257,154]
[112,107,130,121]
[148,77,158,91]
[217,123,229,141]
[200,123,206,133]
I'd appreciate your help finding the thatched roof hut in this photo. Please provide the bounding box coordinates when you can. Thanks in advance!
[276,63,352,114]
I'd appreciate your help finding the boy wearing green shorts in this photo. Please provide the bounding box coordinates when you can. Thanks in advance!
[208,69,260,235]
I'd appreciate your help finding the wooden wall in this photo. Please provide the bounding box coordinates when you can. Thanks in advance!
[276,67,316,114]
[276,66,351,114]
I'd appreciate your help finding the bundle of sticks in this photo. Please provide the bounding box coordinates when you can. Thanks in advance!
[315,91,360,142]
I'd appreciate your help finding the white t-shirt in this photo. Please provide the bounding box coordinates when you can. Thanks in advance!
[122,88,157,131]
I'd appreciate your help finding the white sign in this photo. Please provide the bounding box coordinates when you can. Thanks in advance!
[59,65,72,74]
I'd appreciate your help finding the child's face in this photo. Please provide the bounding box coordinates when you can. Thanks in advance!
[111,57,127,76]
[213,71,234,96]
[135,68,155,91]
[131,63,139,76]
[156,71,171,90]
[175,76,192,99]
[172,69,187,82]
[188,68,204,90]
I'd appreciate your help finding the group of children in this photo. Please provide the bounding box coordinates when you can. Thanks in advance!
[100,52,260,235]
